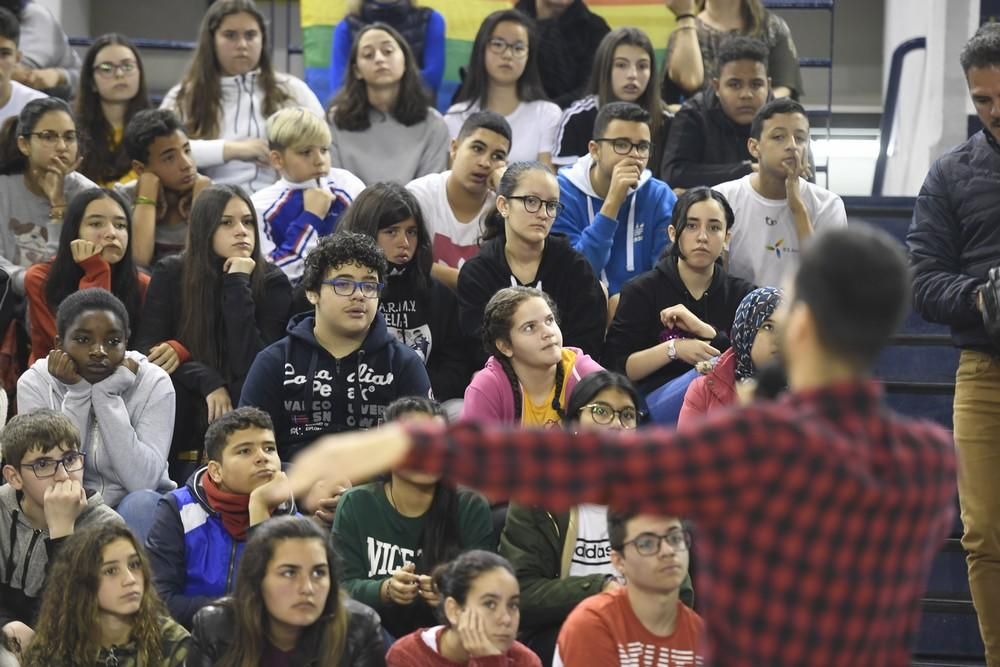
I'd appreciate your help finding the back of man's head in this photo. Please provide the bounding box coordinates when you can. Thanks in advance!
[123,108,183,164]
[794,224,911,370]
[0,7,18,45]
[960,22,1000,74]
[593,101,651,140]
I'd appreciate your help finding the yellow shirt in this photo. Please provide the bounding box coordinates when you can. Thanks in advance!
[520,348,577,428]
[97,127,137,187]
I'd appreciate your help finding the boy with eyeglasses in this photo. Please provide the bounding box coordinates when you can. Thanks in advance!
[240,232,430,461]
[0,8,45,126]
[0,409,123,646]
[552,510,705,667]
[553,101,677,298]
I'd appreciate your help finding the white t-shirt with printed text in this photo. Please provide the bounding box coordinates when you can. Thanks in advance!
[568,504,616,577]
[714,174,847,288]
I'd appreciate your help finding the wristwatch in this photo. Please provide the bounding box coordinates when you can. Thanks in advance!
[666,338,678,361]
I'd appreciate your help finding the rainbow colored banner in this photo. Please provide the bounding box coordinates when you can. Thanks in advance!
[301,0,677,109]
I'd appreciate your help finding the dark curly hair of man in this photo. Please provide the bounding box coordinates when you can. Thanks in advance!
[301,231,389,293]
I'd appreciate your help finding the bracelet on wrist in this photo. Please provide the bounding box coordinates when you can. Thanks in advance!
[135,195,157,207]
[49,206,65,220]
[674,13,697,21]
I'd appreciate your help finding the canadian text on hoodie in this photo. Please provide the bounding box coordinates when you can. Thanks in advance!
[251,171,367,284]
[552,154,677,296]
[16,350,178,508]
[239,311,432,461]
[160,71,325,194]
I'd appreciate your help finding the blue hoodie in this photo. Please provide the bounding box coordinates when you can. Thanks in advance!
[239,311,431,461]
[552,154,677,296]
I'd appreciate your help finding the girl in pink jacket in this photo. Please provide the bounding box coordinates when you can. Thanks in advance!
[461,286,603,427]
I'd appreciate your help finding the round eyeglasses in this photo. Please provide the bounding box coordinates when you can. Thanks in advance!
[621,529,692,556]
[581,403,638,429]
[19,451,86,479]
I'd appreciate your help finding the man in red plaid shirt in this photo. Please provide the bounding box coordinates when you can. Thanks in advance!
[292,225,957,666]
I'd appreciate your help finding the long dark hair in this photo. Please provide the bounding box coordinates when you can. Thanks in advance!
[431,551,516,626]
[588,28,664,146]
[335,181,433,292]
[174,0,290,139]
[565,370,647,426]
[0,97,74,176]
[218,516,349,667]
[75,33,152,184]
[482,286,566,424]
[330,22,431,131]
[177,184,266,373]
[453,9,548,111]
[481,160,552,241]
[45,189,142,343]
[21,524,166,667]
[382,396,463,571]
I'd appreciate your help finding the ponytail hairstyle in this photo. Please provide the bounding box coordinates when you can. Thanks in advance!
[177,184,266,374]
[431,550,516,625]
[588,28,664,146]
[174,0,290,140]
[667,186,735,263]
[481,160,551,241]
[335,181,433,292]
[46,188,142,344]
[330,22,431,131]
[0,97,74,176]
[75,33,152,184]
[453,9,548,111]
[481,286,565,424]
[382,396,463,572]
[218,516,349,667]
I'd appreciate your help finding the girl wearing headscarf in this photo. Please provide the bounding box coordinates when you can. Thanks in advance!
[677,286,781,427]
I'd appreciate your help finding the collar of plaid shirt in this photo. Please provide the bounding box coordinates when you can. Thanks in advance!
[406,380,958,666]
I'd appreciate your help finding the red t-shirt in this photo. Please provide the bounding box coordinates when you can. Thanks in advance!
[387,625,542,667]
[554,588,706,666]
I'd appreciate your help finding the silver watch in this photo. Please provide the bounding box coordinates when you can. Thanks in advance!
[666,338,678,361]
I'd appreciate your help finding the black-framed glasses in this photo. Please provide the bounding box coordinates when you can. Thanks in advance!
[507,195,564,218]
[19,452,86,479]
[27,131,78,145]
[93,60,138,78]
[581,403,638,429]
[487,37,528,59]
[595,137,652,157]
[622,529,691,556]
[322,278,384,298]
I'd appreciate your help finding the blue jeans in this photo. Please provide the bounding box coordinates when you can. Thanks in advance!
[115,489,163,544]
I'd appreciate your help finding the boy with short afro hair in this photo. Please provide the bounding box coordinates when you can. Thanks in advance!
[252,107,366,284]
[117,108,212,268]
[240,232,431,460]
[0,7,45,126]
[145,406,295,628]
[0,409,122,641]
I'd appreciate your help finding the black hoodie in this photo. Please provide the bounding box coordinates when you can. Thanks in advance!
[603,254,755,395]
[514,0,610,107]
[457,232,607,366]
[381,263,478,401]
[239,312,431,461]
[660,88,754,189]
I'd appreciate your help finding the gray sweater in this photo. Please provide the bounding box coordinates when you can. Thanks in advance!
[16,2,82,96]
[0,483,121,627]
[16,351,177,507]
[0,171,95,293]
[329,107,450,186]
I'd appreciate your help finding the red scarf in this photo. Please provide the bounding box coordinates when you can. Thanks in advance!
[202,475,251,541]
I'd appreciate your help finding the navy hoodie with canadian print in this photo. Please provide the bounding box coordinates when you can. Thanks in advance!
[239,311,432,461]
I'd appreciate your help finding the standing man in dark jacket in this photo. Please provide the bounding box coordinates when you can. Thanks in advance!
[907,24,1000,665]
[514,0,610,108]
[661,36,771,188]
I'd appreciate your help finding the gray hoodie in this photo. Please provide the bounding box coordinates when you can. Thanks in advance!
[16,351,177,507]
[0,484,121,627]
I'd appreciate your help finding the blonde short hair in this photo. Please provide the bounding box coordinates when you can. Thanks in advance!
[266,107,332,150]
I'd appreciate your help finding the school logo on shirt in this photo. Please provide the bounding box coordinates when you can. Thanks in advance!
[765,238,799,260]
[765,216,779,226]
[633,222,645,243]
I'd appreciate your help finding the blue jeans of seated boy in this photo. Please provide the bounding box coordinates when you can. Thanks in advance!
[116,489,163,544]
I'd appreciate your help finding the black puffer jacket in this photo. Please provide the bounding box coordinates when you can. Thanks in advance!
[186,597,386,667]
[908,129,1000,352]
[660,88,754,188]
